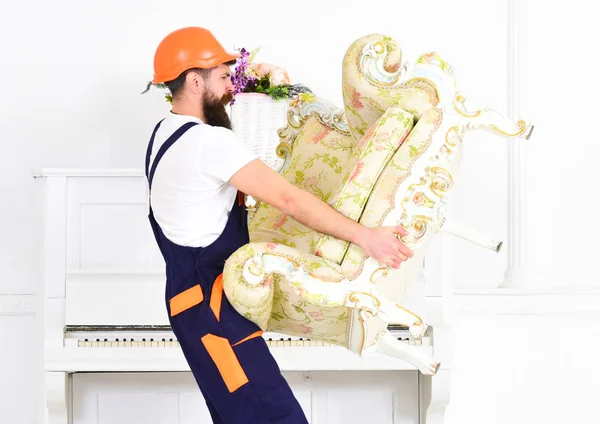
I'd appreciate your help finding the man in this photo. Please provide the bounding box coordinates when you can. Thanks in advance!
[145,26,413,424]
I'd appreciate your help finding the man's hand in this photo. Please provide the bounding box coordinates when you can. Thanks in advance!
[230,159,414,269]
[355,225,413,269]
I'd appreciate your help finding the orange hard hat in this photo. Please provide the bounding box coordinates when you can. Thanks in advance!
[152,27,240,84]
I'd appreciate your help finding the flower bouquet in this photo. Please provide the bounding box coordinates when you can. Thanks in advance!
[230,47,311,104]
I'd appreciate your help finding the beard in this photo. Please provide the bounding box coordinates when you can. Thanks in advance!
[202,90,233,129]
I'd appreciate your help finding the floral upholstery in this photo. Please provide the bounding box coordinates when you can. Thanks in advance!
[342,34,439,140]
[313,106,414,262]
[342,108,444,276]
[248,96,355,255]
[223,242,350,346]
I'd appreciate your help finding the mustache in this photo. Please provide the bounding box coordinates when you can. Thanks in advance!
[221,92,233,105]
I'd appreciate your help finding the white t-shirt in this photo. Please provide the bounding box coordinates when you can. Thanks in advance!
[147,112,256,247]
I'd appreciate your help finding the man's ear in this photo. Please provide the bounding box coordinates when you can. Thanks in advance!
[185,71,204,94]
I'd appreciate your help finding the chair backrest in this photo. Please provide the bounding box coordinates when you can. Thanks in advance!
[248,33,469,308]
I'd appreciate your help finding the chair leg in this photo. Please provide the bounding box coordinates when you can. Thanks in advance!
[441,215,503,253]
[374,330,440,376]
[454,95,534,140]
[377,299,428,339]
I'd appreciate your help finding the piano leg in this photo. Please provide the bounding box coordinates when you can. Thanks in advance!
[46,372,69,424]
[420,368,450,424]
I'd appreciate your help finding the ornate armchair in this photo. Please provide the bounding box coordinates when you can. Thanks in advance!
[223,34,533,375]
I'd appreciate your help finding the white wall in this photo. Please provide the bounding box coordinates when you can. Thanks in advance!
[519,0,600,287]
[446,2,600,423]
[1,0,598,423]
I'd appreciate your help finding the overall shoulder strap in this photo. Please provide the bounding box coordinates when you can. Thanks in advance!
[145,119,164,181]
[146,121,199,189]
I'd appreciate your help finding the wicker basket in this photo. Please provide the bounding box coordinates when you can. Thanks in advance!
[229,93,289,172]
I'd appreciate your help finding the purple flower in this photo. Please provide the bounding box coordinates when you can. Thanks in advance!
[230,47,257,104]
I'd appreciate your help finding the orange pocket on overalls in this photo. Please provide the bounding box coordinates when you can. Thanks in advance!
[169,284,204,317]
[201,333,249,393]
[210,274,224,321]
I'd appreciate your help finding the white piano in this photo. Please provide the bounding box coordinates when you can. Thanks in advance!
[38,169,451,424]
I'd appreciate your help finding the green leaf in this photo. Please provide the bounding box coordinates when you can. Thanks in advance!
[293,304,305,314]
[248,47,261,63]
[270,312,285,320]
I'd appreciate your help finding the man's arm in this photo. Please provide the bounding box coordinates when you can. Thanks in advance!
[229,159,413,269]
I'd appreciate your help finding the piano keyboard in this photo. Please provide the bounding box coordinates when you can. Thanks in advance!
[64,326,431,348]
[74,338,336,348]
[68,335,430,348]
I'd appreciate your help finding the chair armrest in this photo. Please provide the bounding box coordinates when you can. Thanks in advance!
[223,242,345,330]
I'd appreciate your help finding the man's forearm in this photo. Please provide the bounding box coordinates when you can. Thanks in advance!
[280,185,368,247]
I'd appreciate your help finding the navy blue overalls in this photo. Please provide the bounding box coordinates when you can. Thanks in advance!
[145,119,309,424]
